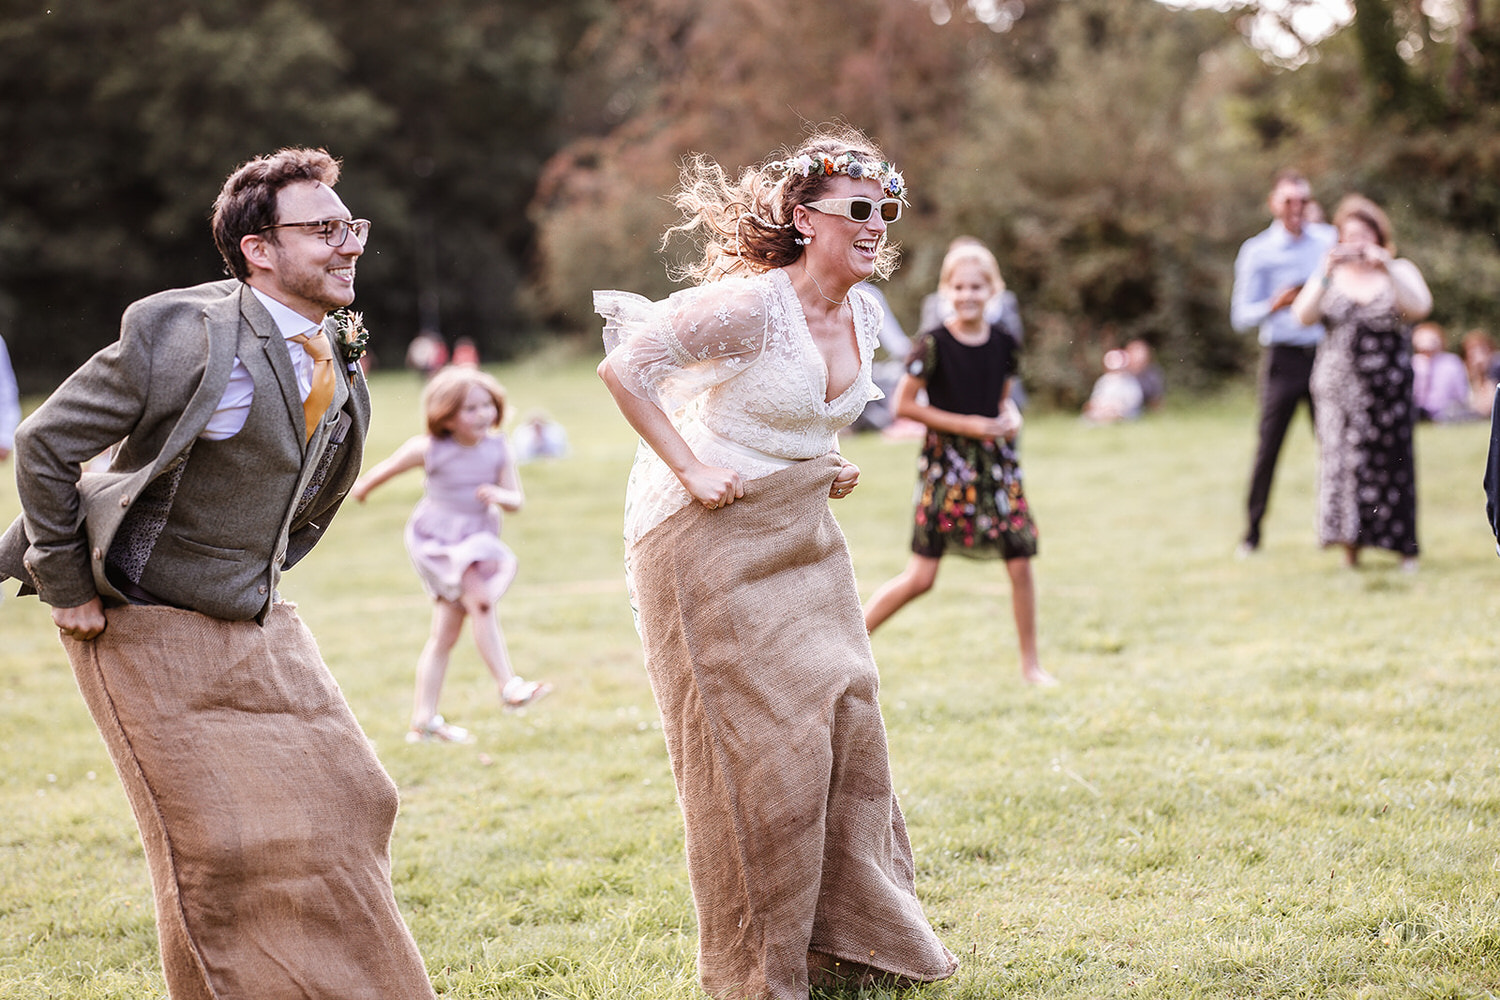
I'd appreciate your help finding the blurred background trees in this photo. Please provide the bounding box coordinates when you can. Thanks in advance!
[0,0,600,381]
[3,0,1498,405]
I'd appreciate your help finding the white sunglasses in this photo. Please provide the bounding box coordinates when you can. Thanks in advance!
[804,197,903,224]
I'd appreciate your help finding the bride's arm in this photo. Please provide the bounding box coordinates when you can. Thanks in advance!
[597,359,743,508]
[596,279,773,510]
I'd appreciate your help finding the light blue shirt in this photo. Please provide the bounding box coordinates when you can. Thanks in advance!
[0,335,19,452]
[1230,220,1336,347]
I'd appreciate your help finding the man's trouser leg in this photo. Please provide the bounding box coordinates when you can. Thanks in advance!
[1245,343,1317,548]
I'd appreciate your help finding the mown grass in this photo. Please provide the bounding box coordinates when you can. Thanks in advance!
[2,341,1498,998]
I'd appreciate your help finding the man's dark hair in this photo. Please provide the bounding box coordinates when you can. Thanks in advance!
[212,148,341,280]
[1271,167,1307,190]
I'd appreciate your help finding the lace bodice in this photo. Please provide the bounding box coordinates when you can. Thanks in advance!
[596,268,883,545]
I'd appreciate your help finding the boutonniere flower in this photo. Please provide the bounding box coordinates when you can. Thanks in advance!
[330,310,369,368]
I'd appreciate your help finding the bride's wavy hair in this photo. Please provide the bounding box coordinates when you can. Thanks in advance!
[663,124,902,285]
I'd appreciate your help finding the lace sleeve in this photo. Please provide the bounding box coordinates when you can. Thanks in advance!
[595,277,770,417]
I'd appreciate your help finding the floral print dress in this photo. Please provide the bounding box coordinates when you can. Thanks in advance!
[1309,282,1418,555]
[906,324,1038,560]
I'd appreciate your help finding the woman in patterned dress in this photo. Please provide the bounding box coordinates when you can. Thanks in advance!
[1292,194,1432,569]
[862,240,1053,685]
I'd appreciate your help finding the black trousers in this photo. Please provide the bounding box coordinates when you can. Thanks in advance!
[1245,343,1318,547]
[1484,384,1500,550]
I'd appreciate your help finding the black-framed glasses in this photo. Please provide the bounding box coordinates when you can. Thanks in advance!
[256,218,371,247]
[805,197,902,224]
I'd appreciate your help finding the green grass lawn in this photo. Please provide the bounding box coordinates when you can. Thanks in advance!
[2,344,1498,998]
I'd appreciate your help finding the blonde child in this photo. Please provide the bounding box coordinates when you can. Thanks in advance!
[353,366,550,742]
[862,241,1055,685]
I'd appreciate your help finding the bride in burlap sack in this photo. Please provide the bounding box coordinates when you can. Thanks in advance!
[596,127,957,1000]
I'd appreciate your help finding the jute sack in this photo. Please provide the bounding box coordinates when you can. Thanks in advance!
[63,603,435,1000]
[631,454,958,1000]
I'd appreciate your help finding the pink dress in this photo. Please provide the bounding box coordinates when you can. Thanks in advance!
[403,434,515,603]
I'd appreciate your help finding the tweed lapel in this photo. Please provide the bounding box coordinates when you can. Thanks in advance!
[159,285,243,463]
[241,290,307,438]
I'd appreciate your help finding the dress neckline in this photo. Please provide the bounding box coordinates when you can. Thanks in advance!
[1326,277,1396,312]
[940,322,993,348]
[775,268,865,407]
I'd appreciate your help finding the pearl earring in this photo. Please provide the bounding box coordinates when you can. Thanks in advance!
[794,234,812,246]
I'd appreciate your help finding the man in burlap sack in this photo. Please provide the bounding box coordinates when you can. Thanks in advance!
[0,148,436,999]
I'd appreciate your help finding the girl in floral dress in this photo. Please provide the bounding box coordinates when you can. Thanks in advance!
[863,241,1054,685]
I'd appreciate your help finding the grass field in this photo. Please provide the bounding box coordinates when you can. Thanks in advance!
[2,343,1498,998]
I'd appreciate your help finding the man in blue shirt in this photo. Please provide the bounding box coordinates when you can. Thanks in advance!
[0,335,18,461]
[1231,170,1336,555]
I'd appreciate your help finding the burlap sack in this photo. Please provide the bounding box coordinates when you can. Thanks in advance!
[631,454,958,1000]
[62,603,435,1000]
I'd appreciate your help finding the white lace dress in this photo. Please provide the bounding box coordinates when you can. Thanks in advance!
[596,268,883,554]
[597,270,961,1000]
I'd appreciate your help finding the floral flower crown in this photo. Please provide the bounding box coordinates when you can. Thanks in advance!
[767,152,907,201]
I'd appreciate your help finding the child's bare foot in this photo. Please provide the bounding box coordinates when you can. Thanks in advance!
[1022,664,1059,687]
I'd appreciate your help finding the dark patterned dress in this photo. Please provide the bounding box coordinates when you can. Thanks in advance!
[1309,283,1418,556]
[906,323,1038,561]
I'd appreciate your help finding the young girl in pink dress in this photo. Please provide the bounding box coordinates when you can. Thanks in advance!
[353,367,550,742]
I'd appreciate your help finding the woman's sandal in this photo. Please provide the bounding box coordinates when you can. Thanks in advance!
[502,676,552,709]
[406,715,472,744]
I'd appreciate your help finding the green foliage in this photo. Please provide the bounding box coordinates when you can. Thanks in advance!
[935,1,1260,405]
[529,0,990,329]
[1350,0,1418,114]
[0,1,599,388]
[530,0,1500,402]
[1212,2,1500,342]
[0,3,390,380]
[325,0,606,356]
[9,0,1500,403]
[527,0,1280,404]
[3,362,1500,996]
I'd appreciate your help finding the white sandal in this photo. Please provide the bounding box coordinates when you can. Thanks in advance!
[406,715,472,743]
[502,676,552,709]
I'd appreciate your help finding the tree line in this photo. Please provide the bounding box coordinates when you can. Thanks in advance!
[3,0,1498,403]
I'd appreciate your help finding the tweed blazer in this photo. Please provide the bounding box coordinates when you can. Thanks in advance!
[0,280,370,612]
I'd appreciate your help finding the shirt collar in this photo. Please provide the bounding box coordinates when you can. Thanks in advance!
[1270,220,1316,248]
[249,287,323,340]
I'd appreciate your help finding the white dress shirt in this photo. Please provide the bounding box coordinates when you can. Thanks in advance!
[200,288,321,441]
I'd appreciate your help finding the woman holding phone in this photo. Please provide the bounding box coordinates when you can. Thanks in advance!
[1292,194,1432,570]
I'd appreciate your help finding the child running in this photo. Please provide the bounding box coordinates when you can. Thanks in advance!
[862,240,1056,686]
[353,366,551,742]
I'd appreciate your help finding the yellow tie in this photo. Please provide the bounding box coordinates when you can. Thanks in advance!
[291,330,337,442]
